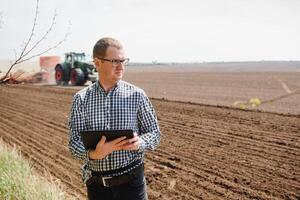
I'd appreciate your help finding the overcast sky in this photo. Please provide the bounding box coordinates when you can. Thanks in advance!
[0,0,300,62]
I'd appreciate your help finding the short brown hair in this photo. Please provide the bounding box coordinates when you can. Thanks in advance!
[93,37,123,58]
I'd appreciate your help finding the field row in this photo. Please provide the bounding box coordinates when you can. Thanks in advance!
[0,85,299,199]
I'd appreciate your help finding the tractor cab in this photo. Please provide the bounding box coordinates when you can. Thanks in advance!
[65,52,86,65]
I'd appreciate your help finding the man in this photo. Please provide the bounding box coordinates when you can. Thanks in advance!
[68,37,161,200]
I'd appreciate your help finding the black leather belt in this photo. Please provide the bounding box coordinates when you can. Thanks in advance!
[91,159,143,187]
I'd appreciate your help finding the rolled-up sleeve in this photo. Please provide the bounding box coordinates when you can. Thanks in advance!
[68,94,89,161]
[137,91,161,151]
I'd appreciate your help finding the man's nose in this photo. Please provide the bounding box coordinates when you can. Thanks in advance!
[115,62,124,69]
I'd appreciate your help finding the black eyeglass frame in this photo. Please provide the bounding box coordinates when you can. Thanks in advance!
[96,57,130,67]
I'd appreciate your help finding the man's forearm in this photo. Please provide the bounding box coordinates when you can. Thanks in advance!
[69,133,89,161]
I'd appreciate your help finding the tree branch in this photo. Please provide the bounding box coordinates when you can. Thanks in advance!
[0,0,70,84]
[18,0,40,58]
[20,9,57,60]
[19,31,70,63]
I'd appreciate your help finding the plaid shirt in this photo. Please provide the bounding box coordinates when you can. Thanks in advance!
[68,80,160,182]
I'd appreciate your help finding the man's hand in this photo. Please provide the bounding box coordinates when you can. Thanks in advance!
[88,136,128,160]
[120,133,142,151]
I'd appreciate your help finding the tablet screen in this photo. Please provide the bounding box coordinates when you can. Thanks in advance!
[80,129,134,150]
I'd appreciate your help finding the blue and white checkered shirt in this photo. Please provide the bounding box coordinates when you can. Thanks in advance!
[68,80,161,182]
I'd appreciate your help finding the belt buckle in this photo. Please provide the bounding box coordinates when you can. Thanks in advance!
[102,176,112,187]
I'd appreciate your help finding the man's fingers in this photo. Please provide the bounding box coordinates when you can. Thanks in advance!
[99,136,106,145]
[121,140,140,150]
[115,139,130,147]
[131,140,140,148]
[111,136,127,145]
[128,136,138,144]
[116,136,138,148]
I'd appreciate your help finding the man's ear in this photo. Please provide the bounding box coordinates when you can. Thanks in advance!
[93,59,101,72]
[93,58,98,66]
[93,58,101,67]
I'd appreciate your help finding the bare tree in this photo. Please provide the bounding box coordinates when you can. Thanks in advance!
[0,0,70,83]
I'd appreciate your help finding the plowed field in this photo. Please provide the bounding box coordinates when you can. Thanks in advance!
[124,71,300,115]
[0,84,299,200]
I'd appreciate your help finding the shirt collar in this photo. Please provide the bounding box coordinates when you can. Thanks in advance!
[96,80,122,95]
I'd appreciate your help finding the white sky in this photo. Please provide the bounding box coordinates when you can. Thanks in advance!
[0,0,300,62]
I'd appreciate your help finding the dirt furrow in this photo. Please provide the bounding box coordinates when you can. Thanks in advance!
[160,121,300,161]
[1,84,299,200]
[160,119,300,153]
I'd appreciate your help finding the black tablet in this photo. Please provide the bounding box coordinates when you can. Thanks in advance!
[80,129,134,150]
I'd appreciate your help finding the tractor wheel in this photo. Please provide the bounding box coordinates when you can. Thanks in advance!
[55,65,64,85]
[70,68,86,86]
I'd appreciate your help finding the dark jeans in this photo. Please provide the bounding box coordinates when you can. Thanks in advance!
[86,168,148,200]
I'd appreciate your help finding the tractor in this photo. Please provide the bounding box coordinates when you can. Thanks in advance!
[54,52,98,86]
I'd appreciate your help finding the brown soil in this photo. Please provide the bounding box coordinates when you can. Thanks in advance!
[124,71,300,115]
[0,84,299,200]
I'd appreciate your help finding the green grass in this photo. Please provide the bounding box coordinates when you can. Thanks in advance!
[0,139,74,200]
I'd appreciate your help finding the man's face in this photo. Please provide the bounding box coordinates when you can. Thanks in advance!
[95,46,126,83]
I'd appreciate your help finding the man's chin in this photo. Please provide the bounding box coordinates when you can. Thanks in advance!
[115,72,123,79]
[113,75,122,82]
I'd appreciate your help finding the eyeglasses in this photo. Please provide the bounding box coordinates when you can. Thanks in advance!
[96,57,130,67]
